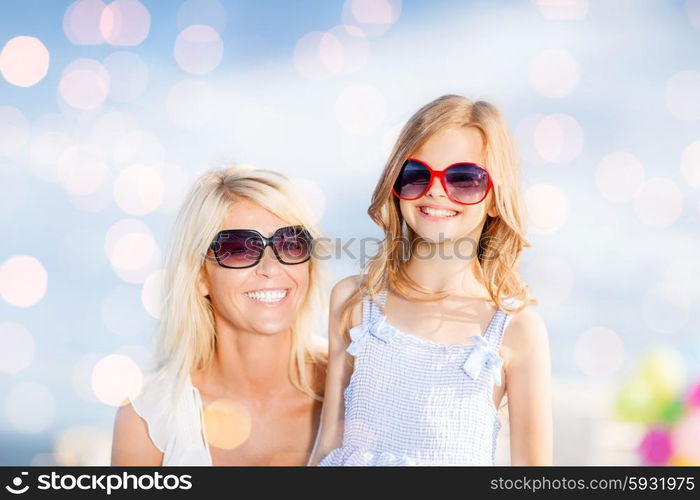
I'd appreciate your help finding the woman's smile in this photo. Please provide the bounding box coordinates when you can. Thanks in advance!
[244,287,291,306]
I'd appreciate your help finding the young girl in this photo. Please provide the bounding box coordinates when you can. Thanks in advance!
[310,95,552,466]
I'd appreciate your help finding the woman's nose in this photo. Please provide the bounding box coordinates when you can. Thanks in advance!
[255,245,282,277]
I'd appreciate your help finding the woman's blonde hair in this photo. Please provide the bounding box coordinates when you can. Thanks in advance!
[153,165,328,404]
[340,94,535,345]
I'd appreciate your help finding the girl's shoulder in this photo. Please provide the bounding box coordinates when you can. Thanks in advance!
[501,304,548,358]
[330,273,366,310]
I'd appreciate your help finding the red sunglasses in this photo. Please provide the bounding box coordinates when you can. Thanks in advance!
[392,158,493,205]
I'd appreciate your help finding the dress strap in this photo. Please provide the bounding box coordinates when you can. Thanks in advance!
[362,288,387,323]
[483,298,520,349]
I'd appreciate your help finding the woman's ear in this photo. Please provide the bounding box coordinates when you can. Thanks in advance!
[197,268,210,298]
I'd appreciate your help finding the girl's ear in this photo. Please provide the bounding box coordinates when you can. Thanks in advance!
[486,200,498,218]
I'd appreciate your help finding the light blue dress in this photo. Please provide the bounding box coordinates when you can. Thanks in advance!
[319,288,516,466]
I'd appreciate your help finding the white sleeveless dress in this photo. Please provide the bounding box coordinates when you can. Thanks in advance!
[128,372,212,465]
[319,288,517,466]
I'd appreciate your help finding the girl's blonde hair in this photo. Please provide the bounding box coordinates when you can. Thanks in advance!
[153,165,328,405]
[340,94,535,345]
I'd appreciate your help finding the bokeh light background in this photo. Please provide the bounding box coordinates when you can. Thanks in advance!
[1,0,699,465]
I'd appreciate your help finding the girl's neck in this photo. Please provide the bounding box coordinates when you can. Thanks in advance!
[404,238,491,299]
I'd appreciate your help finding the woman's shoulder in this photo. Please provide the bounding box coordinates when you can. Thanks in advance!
[127,370,183,452]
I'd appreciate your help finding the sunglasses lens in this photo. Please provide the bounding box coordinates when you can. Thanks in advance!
[273,226,312,264]
[394,160,431,199]
[215,230,263,268]
[445,164,489,204]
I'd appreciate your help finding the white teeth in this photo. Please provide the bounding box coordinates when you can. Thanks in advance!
[420,206,458,217]
[245,289,288,302]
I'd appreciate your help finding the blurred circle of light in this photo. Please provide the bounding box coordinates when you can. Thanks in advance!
[285,178,326,225]
[0,322,35,374]
[633,177,683,228]
[54,426,112,465]
[103,51,149,102]
[341,0,402,37]
[574,327,625,378]
[6,382,56,434]
[166,79,216,129]
[105,219,157,272]
[63,0,107,45]
[0,106,30,157]
[680,140,700,189]
[91,354,143,406]
[174,25,223,75]
[335,83,386,134]
[202,398,252,449]
[177,0,227,34]
[100,285,152,337]
[641,284,691,334]
[595,152,646,203]
[113,164,164,215]
[525,184,569,234]
[535,0,588,20]
[0,36,50,87]
[515,114,547,166]
[113,130,165,167]
[99,0,151,47]
[56,144,109,196]
[59,59,110,111]
[141,269,164,319]
[523,255,574,306]
[72,352,102,401]
[688,0,700,28]
[530,48,580,99]
[319,25,369,75]
[294,31,332,80]
[533,113,584,163]
[665,71,700,120]
[29,131,73,181]
[104,219,161,283]
[0,255,48,308]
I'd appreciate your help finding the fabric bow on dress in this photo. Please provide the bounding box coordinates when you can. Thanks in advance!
[346,314,397,356]
[461,335,504,386]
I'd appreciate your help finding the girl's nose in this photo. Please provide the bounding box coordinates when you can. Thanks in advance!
[425,173,448,199]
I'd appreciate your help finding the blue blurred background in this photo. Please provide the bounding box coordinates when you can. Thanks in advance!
[1,0,699,465]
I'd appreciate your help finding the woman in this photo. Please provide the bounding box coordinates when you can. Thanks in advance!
[112,166,328,465]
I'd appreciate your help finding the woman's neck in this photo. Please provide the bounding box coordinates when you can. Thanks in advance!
[196,322,295,400]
